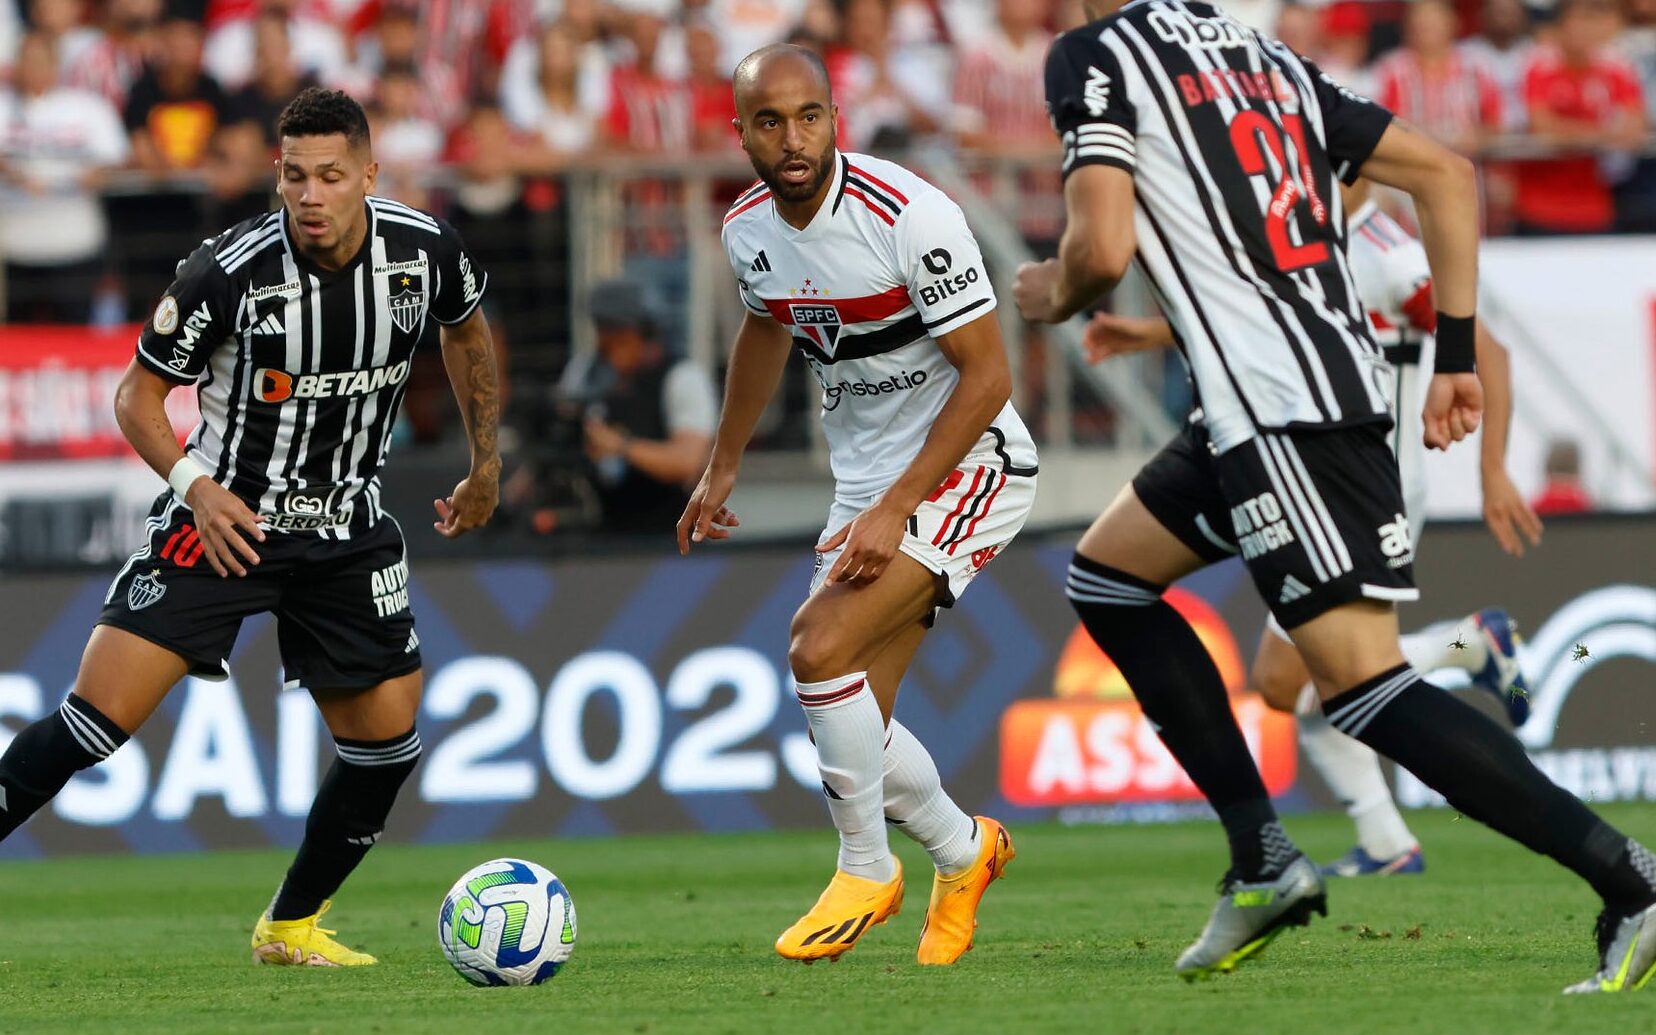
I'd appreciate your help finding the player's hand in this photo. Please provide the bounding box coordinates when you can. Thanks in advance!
[583,417,627,461]
[1422,372,1483,451]
[1013,259,1063,324]
[678,466,740,554]
[1083,312,1165,363]
[818,500,906,586]
[433,469,499,538]
[1481,467,1543,557]
[184,478,265,578]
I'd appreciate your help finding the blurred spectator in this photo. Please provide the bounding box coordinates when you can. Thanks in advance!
[337,1,463,129]
[368,60,442,205]
[63,0,162,107]
[1372,0,1504,153]
[710,0,806,72]
[1515,0,1646,234]
[604,5,690,153]
[0,31,128,322]
[226,12,318,159]
[1274,2,1319,59]
[828,0,951,150]
[1317,1,1374,95]
[1460,0,1535,129]
[1531,439,1595,515]
[953,0,1052,153]
[688,18,739,151]
[416,0,506,104]
[123,13,237,178]
[503,19,605,152]
[554,277,716,536]
[203,0,345,92]
[0,0,19,74]
[28,0,101,75]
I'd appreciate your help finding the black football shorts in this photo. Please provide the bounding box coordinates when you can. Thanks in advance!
[1132,420,1417,629]
[98,492,422,690]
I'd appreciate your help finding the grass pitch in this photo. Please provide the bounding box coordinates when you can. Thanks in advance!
[3,805,1655,1035]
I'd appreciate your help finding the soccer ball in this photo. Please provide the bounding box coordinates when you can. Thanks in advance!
[438,858,577,986]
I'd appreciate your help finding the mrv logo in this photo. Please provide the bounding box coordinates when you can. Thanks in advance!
[917,248,981,307]
[255,361,410,403]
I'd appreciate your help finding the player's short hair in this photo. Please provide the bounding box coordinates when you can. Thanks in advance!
[732,43,832,104]
[277,87,372,152]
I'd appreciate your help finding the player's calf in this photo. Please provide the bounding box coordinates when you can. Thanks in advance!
[0,694,128,841]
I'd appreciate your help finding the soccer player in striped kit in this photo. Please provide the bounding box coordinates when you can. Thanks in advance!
[1016,0,1656,992]
[679,44,1037,965]
[0,88,500,966]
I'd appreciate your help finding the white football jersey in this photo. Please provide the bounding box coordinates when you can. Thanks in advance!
[1346,199,1437,366]
[722,151,1037,499]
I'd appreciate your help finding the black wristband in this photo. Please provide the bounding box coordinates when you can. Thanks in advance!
[1434,313,1476,374]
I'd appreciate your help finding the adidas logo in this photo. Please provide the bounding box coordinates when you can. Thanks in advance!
[750,250,772,273]
[1279,575,1311,604]
[405,630,420,654]
[252,312,286,336]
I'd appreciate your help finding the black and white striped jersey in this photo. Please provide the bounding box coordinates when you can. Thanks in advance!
[1046,0,1396,453]
[135,197,487,536]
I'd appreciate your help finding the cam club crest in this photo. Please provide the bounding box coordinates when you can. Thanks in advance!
[128,569,166,611]
[789,302,842,358]
[387,274,424,334]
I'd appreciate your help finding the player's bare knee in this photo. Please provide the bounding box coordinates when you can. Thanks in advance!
[1250,666,1302,714]
[787,620,857,683]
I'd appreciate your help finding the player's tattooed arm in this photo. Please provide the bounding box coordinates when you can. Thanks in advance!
[114,360,264,577]
[435,308,501,538]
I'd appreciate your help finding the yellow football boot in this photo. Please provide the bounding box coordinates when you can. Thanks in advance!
[251,900,377,967]
[917,817,1016,965]
[775,859,905,963]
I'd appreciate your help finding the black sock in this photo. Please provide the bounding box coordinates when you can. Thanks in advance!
[1068,555,1292,878]
[269,728,421,921]
[0,695,128,841]
[1326,664,1656,909]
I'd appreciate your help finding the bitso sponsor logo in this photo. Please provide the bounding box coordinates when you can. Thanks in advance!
[254,361,410,403]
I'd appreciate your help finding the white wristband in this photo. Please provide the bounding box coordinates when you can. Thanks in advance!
[167,455,209,501]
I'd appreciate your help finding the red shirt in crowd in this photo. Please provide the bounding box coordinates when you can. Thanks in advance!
[1516,47,1644,232]
[1373,49,1503,148]
[1531,479,1595,516]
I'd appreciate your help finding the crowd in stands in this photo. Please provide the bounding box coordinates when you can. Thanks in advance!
[0,0,1652,327]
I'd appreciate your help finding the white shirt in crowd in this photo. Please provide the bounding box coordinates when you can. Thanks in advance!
[204,14,347,92]
[0,84,128,265]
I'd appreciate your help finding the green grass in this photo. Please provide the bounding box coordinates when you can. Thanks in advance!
[4,806,1656,1034]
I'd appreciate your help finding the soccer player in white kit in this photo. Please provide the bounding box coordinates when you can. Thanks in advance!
[677,45,1038,965]
[1083,177,1546,876]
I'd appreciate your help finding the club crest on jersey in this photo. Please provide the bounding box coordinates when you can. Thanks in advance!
[387,275,424,334]
[790,302,842,357]
[128,569,166,611]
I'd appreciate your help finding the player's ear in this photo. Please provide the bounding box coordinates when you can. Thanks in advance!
[362,159,379,195]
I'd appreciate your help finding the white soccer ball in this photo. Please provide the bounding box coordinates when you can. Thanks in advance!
[438,858,577,986]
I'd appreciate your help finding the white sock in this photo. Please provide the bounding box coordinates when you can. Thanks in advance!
[883,719,979,876]
[796,672,894,882]
[1294,684,1418,860]
[1400,617,1488,675]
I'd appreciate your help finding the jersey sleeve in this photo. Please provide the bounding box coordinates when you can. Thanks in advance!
[1044,29,1137,178]
[428,218,488,325]
[719,224,770,317]
[135,239,234,385]
[1306,60,1395,185]
[895,190,997,337]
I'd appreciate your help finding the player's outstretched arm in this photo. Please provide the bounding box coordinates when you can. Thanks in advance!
[1014,165,1136,325]
[435,307,501,538]
[1474,323,1543,555]
[677,311,792,554]
[1357,120,1483,450]
[1083,312,1175,364]
[114,360,265,577]
[820,312,1012,585]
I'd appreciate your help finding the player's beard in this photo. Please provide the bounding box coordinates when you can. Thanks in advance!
[753,129,836,204]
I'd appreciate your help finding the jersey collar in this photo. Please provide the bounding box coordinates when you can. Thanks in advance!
[772,151,847,240]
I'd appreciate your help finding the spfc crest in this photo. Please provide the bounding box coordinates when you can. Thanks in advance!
[790,302,842,358]
[128,569,166,611]
[387,275,424,334]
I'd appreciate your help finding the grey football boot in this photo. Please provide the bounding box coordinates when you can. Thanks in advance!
[1564,902,1656,994]
[1176,855,1327,980]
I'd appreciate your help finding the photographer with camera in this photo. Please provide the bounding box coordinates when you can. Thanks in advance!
[529,277,716,538]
